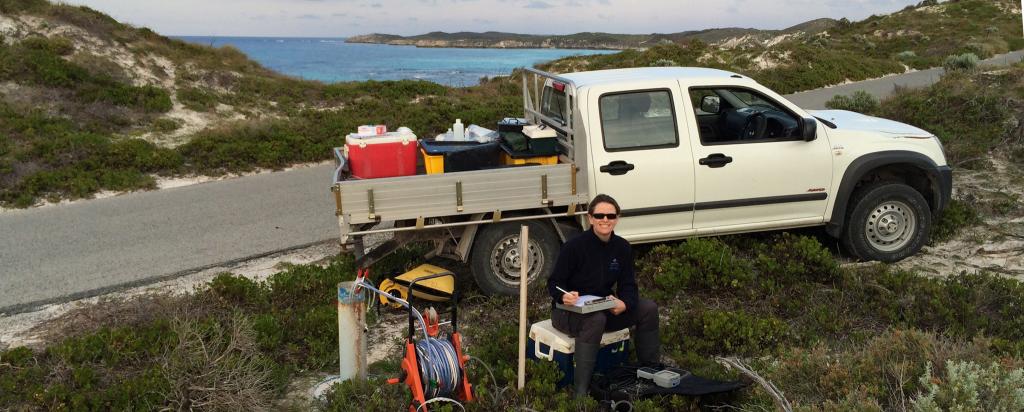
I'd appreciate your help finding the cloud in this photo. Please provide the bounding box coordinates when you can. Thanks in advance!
[472,18,495,24]
[332,12,347,17]
[525,0,554,9]
[370,2,383,8]
[296,14,321,19]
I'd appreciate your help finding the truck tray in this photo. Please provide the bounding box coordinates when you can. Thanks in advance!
[333,162,583,225]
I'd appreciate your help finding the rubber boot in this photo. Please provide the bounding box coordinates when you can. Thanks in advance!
[634,328,661,367]
[573,342,600,399]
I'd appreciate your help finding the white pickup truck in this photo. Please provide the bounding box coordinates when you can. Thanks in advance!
[332,67,952,295]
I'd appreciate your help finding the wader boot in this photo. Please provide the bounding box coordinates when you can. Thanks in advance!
[573,342,600,398]
[635,328,661,367]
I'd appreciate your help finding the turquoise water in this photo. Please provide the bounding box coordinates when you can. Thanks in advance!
[176,36,616,86]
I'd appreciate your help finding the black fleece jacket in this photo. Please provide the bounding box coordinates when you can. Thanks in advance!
[547,229,639,311]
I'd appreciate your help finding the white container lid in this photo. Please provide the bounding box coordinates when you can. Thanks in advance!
[346,132,417,147]
[523,124,557,140]
[529,319,629,354]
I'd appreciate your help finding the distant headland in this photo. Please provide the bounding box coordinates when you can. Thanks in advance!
[345,20,838,50]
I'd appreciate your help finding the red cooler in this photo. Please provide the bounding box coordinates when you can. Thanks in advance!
[345,132,418,179]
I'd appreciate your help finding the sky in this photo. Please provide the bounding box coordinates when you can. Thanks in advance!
[60,0,925,38]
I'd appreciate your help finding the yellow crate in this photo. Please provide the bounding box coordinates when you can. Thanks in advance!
[500,152,558,166]
[422,148,445,174]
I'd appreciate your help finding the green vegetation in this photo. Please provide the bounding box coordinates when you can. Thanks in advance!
[825,90,880,113]
[0,102,183,207]
[944,52,981,71]
[4,232,1024,410]
[930,198,981,242]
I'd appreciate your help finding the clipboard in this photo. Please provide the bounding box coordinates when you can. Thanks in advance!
[556,296,617,314]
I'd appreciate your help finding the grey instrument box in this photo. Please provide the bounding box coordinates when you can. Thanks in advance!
[555,297,617,314]
[637,367,682,388]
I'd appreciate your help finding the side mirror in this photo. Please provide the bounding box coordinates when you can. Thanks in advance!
[801,118,817,141]
[700,95,720,114]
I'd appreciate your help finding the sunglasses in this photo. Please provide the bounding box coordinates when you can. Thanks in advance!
[590,213,618,220]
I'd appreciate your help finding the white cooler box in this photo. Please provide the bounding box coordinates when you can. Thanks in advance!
[527,319,630,387]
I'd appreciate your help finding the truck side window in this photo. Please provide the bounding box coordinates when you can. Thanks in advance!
[688,87,801,145]
[599,90,678,151]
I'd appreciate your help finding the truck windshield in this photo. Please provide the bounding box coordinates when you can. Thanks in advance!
[541,85,567,124]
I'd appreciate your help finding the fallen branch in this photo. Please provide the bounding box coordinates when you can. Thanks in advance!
[716,357,792,412]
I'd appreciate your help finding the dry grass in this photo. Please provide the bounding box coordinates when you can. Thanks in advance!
[161,314,278,411]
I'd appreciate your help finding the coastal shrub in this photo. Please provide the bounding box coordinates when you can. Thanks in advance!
[152,117,181,132]
[20,35,74,56]
[911,360,1024,411]
[46,4,129,38]
[0,0,47,13]
[825,90,880,114]
[664,306,786,356]
[178,119,327,173]
[637,238,755,298]
[896,50,917,59]
[0,113,184,206]
[943,53,980,71]
[763,329,1001,411]
[20,45,89,87]
[751,233,840,288]
[77,83,173,112]
[178,86,219,112]
[208,272,269,309]
[757,46,905,94]
[320,377,409,411]
[930,198,980,243]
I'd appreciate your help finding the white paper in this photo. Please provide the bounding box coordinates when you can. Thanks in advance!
[573,295,604,307]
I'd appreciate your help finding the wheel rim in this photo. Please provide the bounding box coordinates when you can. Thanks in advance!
[489,235,544,288]
[865,200,916,252]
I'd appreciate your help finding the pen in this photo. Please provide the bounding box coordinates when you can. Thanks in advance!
[555,286,573,295]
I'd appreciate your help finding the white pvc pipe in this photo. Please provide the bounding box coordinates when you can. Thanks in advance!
[338,281,367,381]
[517,225,529,390]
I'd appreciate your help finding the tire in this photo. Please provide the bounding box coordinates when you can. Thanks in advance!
[841,182,931,262]
[469,220,561,296]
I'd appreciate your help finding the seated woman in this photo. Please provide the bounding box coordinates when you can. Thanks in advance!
[547,194,661,398]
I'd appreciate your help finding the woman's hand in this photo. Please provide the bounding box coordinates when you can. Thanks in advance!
[562,291,579,305]
[609,296,626,315]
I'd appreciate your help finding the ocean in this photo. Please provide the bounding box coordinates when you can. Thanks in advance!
[175,36,616,86]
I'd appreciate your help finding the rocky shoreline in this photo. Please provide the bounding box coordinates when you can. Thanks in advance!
[344,33,645,50]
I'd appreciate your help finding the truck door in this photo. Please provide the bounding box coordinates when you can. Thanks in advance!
[587,83,695,240]
[684,85,832,230]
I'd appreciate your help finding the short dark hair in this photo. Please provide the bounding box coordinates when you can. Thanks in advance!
[588,193,620,215]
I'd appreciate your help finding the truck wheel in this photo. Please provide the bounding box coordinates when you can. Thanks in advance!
[841,182,931,262]
[469,221,560,296]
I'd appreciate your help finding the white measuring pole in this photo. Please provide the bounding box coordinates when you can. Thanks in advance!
[517,225,529,390]
[338,281,367,382]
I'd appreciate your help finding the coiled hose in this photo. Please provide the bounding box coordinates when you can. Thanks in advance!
[355,278,463,399]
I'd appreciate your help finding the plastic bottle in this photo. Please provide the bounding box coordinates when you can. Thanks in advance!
[453,119,465,141]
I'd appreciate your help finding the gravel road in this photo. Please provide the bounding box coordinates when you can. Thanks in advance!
[1,50,1020,314]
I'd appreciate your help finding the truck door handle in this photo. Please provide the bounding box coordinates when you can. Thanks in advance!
[699,153,733,168]
[599,160,635,176]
